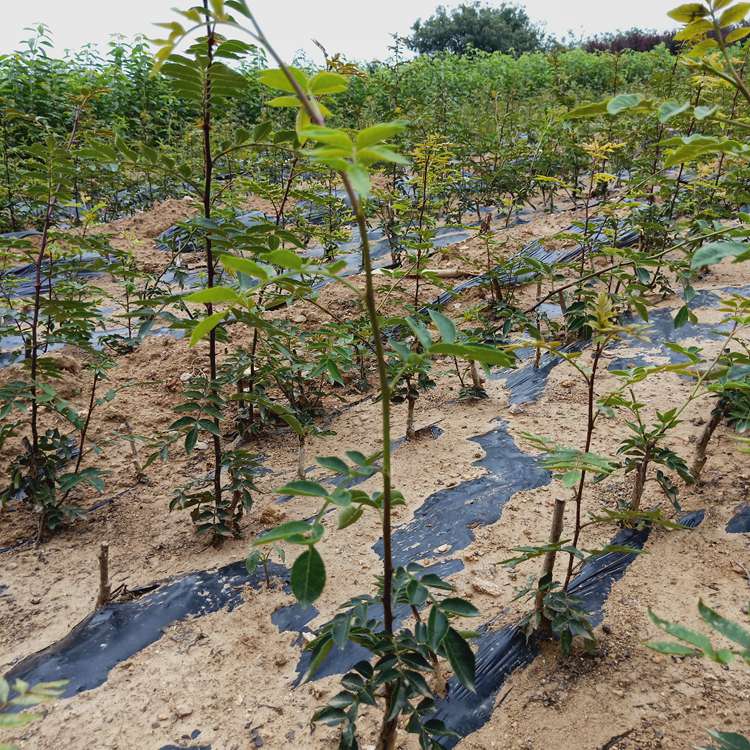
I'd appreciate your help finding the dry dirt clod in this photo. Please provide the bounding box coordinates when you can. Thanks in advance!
[174,704,193,719]
[471,577,504,597]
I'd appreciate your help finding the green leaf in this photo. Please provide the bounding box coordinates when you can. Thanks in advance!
[219,254,269,281]
[317,456,349,474]
[719,3,750,27]
[667,3,709,22]
[692,240,749,268]
[658,100,690,123]
[645,640,701,656]
[607,93,643,115]
[189,311,227,346]
[674,304,690,328]
[277,480,329,497]
[443,628,476,692]
[699,599,750,651]
[647,609,717,655]
[309,71,349,95]
[346,164,371,197]
[299,126,352,149]
[266,249,302,270]
[566,99,609,119]
[428,606,449,649]
[291,547,326,607]
[428,309,457,344]
[185,286,242,305]
[337,505,363,529]
[255,520,320,545]
[440,598,480,617]
[356,121,406,148]
[258,67,308,94]
[700,730,750,750]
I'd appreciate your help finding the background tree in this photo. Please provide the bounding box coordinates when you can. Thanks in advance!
[408,2,544,56]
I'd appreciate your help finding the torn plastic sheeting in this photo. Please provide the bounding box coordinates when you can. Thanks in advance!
[727,504,750,533]
[426,222,640,312]
[373,420,551,567]
[4,560,286,699]
[0,314,184,370]
[492,341,587,405]
[608,307,733,372]
[431,510,705,747]
[0,252,104,299]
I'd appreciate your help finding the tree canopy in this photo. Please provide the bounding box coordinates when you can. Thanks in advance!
[408,2,545,56]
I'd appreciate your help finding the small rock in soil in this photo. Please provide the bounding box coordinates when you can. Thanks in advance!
[471,578,503,597]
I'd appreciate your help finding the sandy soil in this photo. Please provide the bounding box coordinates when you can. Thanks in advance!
[1,195,748,750]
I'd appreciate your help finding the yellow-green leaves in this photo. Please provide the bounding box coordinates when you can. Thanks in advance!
[675,18,713,40]
[566,94,649,120]
[667,3,709,22]
[607,93,644,115]
[718,1,750,26]
[258,66,349,140]
[258,67,309,94]
[298,121,407,197]
[356,122,407,148]
[309,71,349,95]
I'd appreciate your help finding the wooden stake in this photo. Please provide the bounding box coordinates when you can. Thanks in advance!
[96,542,111,609]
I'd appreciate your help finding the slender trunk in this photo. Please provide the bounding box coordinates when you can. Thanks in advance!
[536,498,566,636]
[30,106,84,537]
[251,36,398,744]
[202,5,223,526]
[1,117,17,231]
[297,434,306,480]
[406,393,416,441]
[667,85,703,219]
[563,344,602,589]
[630,449,651,513]
[691,400,727,481]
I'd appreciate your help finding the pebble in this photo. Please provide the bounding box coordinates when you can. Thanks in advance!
[194,441,209,451]
[508,403,525,415]
[434,544,451,553]
[471,578,503,597]
[175,704,193,718]
[179,372,192,382]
